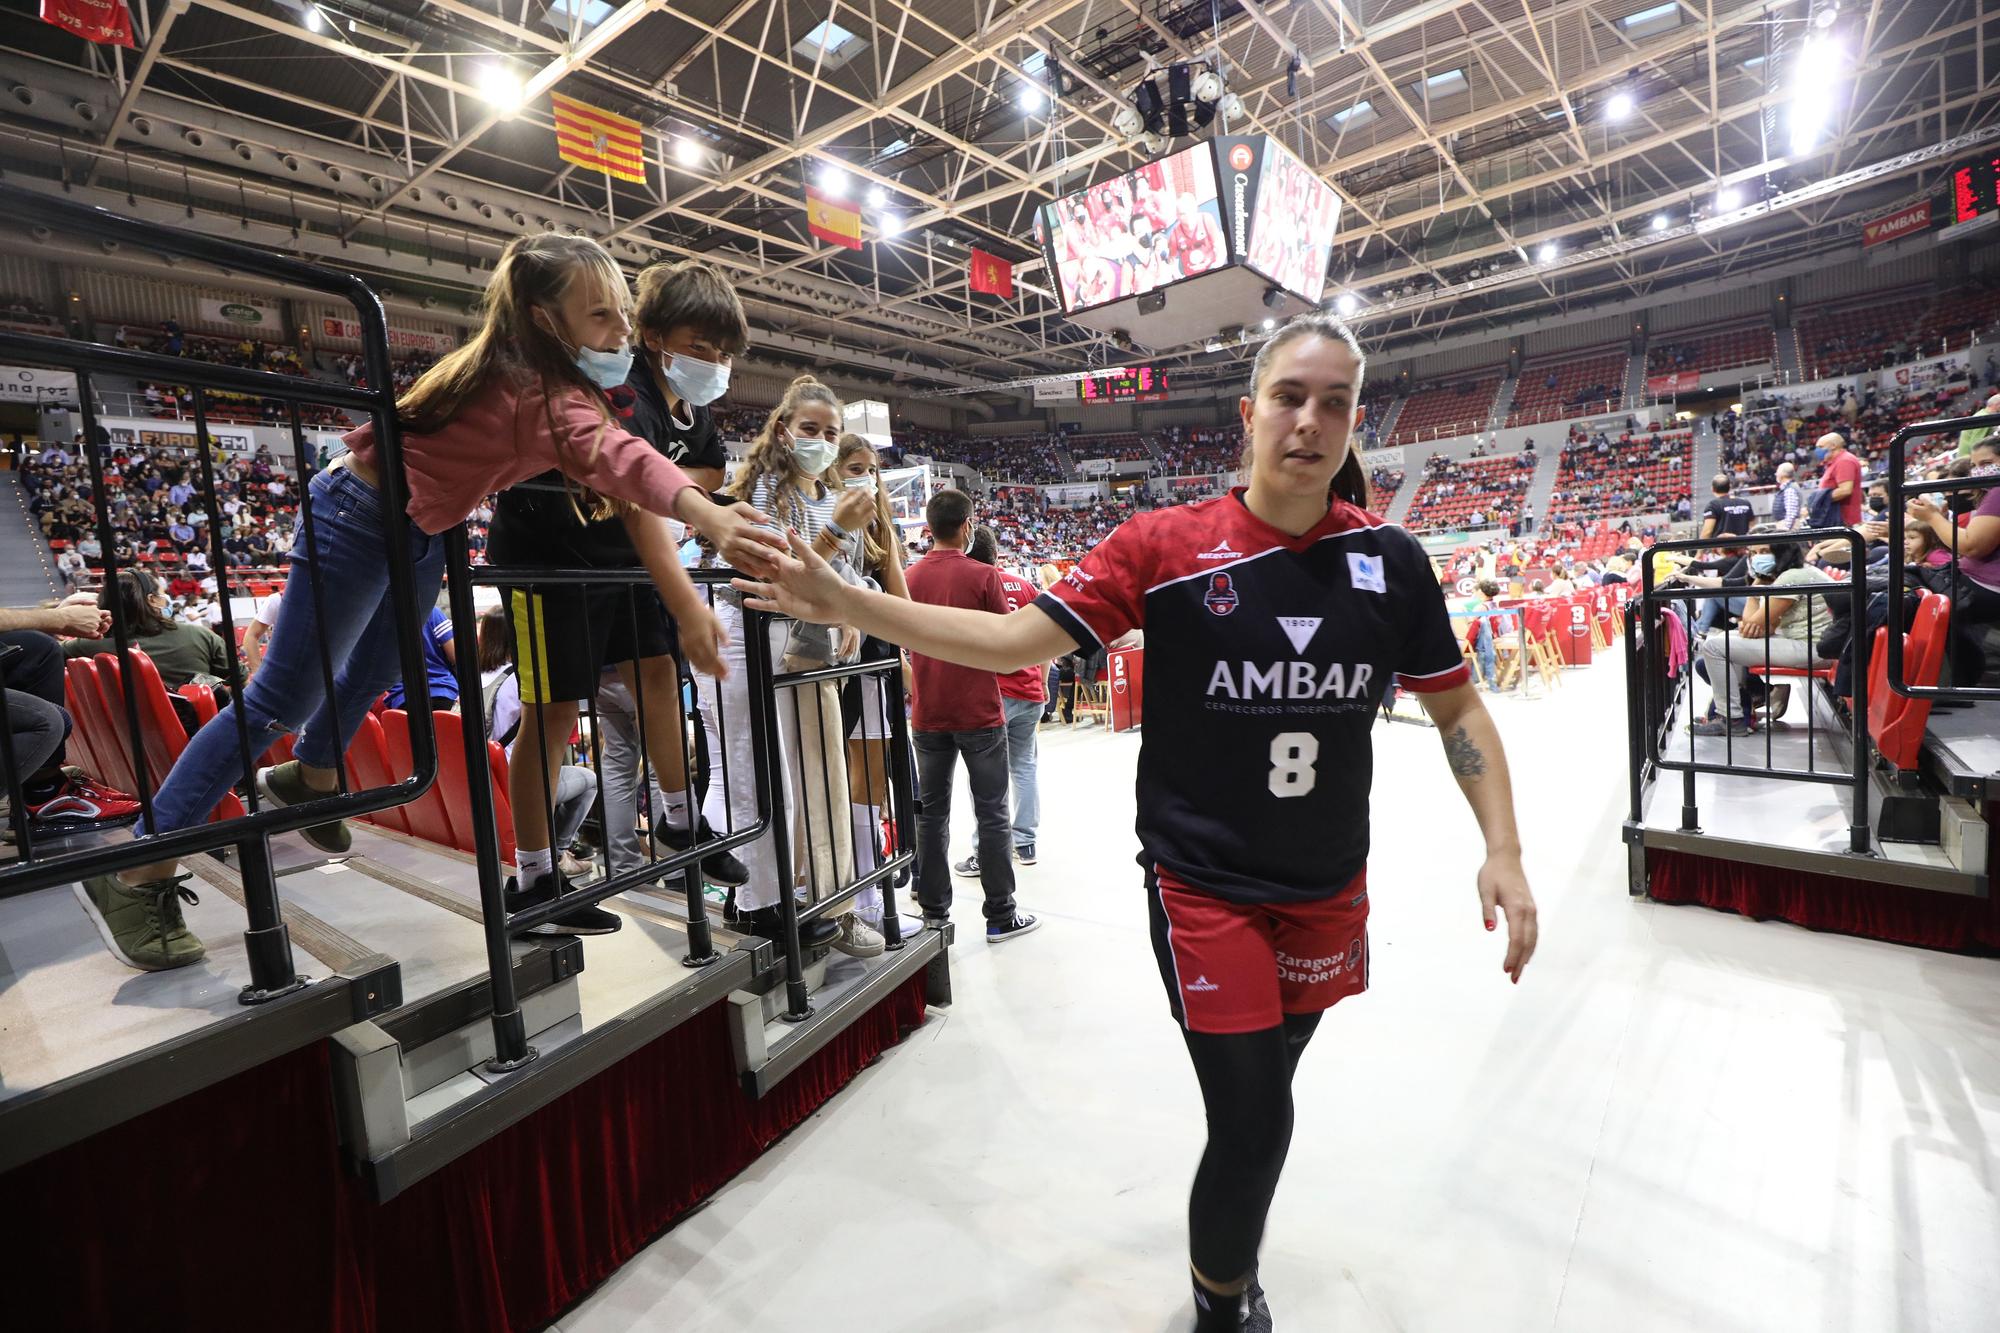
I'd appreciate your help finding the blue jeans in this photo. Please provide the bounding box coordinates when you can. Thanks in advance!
[1474,621,1498,688]
[1693,594,1746,637]
[1002,695,1041,848]
[144,466,447,834]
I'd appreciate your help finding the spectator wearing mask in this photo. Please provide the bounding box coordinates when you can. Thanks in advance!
[1691,541,1833,735]
[1772,461,1805,530]
[1810,431,1864,528]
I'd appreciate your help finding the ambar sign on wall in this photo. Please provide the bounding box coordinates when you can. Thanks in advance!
[1861,201,1931,248]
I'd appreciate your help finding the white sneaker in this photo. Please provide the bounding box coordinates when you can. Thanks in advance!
[834,913,886,958]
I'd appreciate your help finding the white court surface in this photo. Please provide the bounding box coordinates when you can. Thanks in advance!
[560,661,2000,1333]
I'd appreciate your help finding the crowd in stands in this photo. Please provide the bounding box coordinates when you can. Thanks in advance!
[1369,466,1406,509]
[1151,426,1240,477]
[1401,452,1535,534]
[921,434,1069,483]
[332,350,439,395]
[0,293,61,333]
[1389,372,1503,447]
[1723,379,1983,484]
[1647,323,1777,376]
[1546,422,1693,523]
[22,437,297,581]
[1797,292,1935,381]
[1507,349,1626,426]
[982,488,1144,565]
[1067,432,1154,465]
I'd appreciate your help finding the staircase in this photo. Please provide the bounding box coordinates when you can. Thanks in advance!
[1623,350,1648,408]
[1372,395,1406,443]
[1776,326,1803,380]
[1520,446,1564,532]
[1692,417,1723,499]
[0,473,60,607]
[1382,474,1420,527]
[1486,376,1517,431]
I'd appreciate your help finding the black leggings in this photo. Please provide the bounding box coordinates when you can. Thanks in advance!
[1181,1009,1323,1283]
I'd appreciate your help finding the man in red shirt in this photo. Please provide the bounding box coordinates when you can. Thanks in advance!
[904,491,1039,942]
[960,526,1051,872]
[1814,430,1864,528]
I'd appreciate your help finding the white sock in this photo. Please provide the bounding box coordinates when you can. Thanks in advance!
[851,804,882,874]
[658,787,692,833]
[518,845,554,885]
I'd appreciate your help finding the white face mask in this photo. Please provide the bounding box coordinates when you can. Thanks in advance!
[790,435,837,477]
[664,351,730,406]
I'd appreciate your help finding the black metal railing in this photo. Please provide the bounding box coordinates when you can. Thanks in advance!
[1884,410,2000,701]
[457,563,918,1067]
[1629,526,1873,854]
[0,185,432,1003]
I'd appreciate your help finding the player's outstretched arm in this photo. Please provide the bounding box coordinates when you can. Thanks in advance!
[1417,682,1539,984]
[735,529,1074,675]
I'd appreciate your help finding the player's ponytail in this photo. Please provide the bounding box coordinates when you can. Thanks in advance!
[1330,447,1370,511]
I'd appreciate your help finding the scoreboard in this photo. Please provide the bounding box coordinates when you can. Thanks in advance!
[1079,365,1171,403]
[1950,154,1998,226]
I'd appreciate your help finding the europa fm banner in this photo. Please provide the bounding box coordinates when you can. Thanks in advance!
[317,317,457,356]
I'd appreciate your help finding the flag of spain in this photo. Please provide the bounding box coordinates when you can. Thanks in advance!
[805,186,864,250]
[551,93,647,185]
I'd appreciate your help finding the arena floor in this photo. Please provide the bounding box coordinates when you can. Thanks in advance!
[570,664,1996,1332]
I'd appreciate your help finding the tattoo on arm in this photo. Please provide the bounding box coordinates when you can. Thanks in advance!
[1443,725,1487,780]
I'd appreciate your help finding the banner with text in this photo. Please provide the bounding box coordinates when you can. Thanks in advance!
[1645,371,1700,396]
[1360,446,1405,469]
[1032,379,1076,404]
[198,296,282,330]
[1879,351,1968,396]
[316,317,457,356]
[0,365,80,403]
[1862,200,1932,248]
[105,419,256,453]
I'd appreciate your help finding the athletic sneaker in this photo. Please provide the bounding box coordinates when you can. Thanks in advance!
[75,872,206,971]
[986,912,1040,943]
[740,903,841,950]
[1014,842,1037,866]
[833,913,886,958]
[953,853,981,878]
[255,760,351,854]
[654,817,750,888]
[1690,715,1755,737]
[27,772,141,830]
[502,870,623,936]
[1242,1273,1272,1332]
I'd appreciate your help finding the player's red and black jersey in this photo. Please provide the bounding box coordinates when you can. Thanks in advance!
[1035,488,1469,905]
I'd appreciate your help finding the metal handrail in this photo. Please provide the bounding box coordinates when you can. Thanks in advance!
[1884,411,2000,701]
[0,187,430,1002]
[1633,526,1873,855]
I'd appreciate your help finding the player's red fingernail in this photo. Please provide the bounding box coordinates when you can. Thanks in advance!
[1485,920,1495,931]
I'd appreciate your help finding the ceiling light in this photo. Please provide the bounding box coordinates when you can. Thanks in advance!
[1650,213,1669,231]
[476,64,524,113]
[1716,186,1742,211]
[867,184,887,208]
[1537,243,1557,263]
[674,137,700,167]
[1788,35,1840,156]
[303,4,323,31]
[880,212,904,236]
[1019,86,1044,112]
[1814,3,1838,29]
[1606,91,1634,120]
[819,163,850,198]
[1262,317,1275,330]
[1335,293,1358,316]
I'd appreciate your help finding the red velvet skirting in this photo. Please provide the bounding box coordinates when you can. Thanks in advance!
[6,973,930,1333]
[1647,847,2000,953]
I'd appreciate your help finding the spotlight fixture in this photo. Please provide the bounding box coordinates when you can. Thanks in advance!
[1536,242,1557,263]
[880,212,904,236]
[1716,185,1742,211]
[867,184,887,208]
[1261,317,1276,330]
[1191,69,1225,104]
[1019,86,1045,112]
[477,64,525,113]
[1650,213,1669,231]
[1111,104,1144,139]
[1335,292,1358,317]
[819,163,851,198]
[1606,91,1634,121]
[674,137,700,167]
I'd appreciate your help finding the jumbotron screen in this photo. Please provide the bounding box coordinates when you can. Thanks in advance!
[1239,138,1342,304]
[1079,366,1171,403]
[1041,144,1229,315]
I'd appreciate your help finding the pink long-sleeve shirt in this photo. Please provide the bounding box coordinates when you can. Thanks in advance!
[342,371,697,535]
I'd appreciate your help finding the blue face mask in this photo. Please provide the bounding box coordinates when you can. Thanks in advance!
[665,352,730,407]
[1812,446,1828,462]
[573,342,634,389]
[1749,553,1777,577]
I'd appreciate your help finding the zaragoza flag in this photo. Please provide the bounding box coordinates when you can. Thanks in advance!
[551,93,646,184]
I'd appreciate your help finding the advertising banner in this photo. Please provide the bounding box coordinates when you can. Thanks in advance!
[0,365,79,403]
[1076,458,1114,476]
[1879,352,1968,396]
[316,317,457,355]
[198,296,281,330]
[1862,200,1931,248]
[1645,371,1700,396]
[105,419,256,453]
[1359,446,1405,469]
[1032,379,1076,404]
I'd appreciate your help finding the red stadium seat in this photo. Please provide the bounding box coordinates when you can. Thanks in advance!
[61,658,115,786]
[177,683,218,725]
[1867,592,1950,773]
[66,656,144,797]
[432,710,517,864]
[342,711,410,836]
[379,709,457,849]
[96,651,243,822]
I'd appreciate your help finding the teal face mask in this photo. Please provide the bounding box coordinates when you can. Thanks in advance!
[573,343,634,389]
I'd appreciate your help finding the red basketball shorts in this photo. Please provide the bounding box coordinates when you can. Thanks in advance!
[1146,868,1370,1035]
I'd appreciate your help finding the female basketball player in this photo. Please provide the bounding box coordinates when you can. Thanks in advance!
[734,314,1538,1332]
